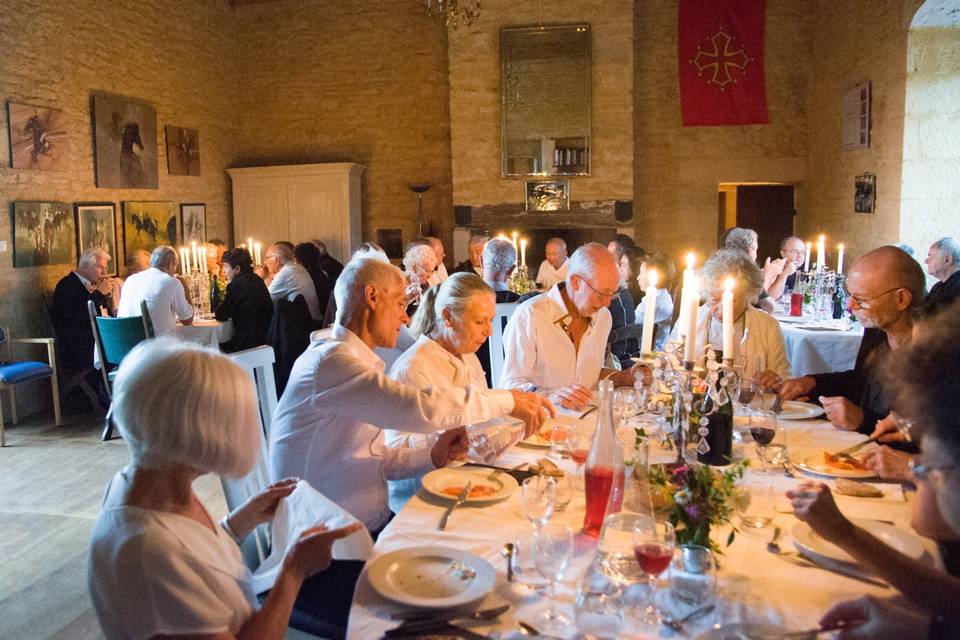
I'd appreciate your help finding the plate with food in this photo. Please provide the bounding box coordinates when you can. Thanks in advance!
[775,400,825,421]
[795,450,876,479]
[366,546,496,609]
[793,518,926,567]
[518,415,581,449]
[421,466,519,504]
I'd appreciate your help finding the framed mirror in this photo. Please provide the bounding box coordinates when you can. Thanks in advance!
[501,24,591,177]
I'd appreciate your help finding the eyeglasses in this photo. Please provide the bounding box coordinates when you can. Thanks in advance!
[909,458,956,490]
[843,286,903,309]
[580,278,615,301]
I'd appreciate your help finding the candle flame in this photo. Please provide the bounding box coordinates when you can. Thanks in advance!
[724,277,735,292]
[838,243,844,250]
[818,234,825,242]
[686,252,695,269]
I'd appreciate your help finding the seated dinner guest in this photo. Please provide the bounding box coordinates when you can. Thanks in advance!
[312,239,344,283]
[501,243,648,410]
[426,236,448,286]
[268,258,552,532]
[634,251,675,352]
[723,227,776,313]
[536,236,569,290]
[766,235,805,300]
[453,234,488,276]
[922,236,960,315]
[88,338,362,640]
[402,242,438,317]
[482,237,520,303]
[265,242,322,322]
[779,245,925,434]
[216,247,273,353]
[52,248,116,376]
[295,241,334,320]
[205,239,227,277]
[118,246,193,335]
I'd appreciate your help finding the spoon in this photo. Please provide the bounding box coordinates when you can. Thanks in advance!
[502,543,515,582]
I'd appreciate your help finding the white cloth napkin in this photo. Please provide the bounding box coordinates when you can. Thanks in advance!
[252,480,374,593]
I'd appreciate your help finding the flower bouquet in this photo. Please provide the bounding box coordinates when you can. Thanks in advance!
[648,460,747,553]
[509,265,536,295]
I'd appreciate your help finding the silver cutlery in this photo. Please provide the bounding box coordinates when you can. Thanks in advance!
[767,526,783,553]
[768,538,889,588]
[386,604,510,636]
[578,405,597,419]
[502,543,515,582]
[782,459,796,478]
[487,462,528,482]
[438,481,472,530]
[829,433,880,460]
[662,604,715,632]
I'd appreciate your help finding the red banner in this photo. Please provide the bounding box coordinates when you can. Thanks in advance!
[678,0,768,126]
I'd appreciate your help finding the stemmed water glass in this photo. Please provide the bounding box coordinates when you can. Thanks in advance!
[570,426,592,490]
[749,409,786,473]
[520,475,556,529]
[532,523,575,629]
[632,517,675,625]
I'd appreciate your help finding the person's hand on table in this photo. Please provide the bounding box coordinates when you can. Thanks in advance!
[756,369,783,392]
[871,413,909,444]
[227,477,299,540]
[819,396,864,431]
[780,376,815,401]
[787,481,854,541]
[862,446,914,482]
[283,522,365,580]
[549,384,593,411]
[819,595,929,640]
[430,426,470,468]
[609,363,651,388]
[509,391,556,439]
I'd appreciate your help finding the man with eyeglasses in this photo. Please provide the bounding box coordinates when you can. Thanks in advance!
[765,236,805,300]
[777,245,926,435]
[499,243,649,410]
[922,236,960,316]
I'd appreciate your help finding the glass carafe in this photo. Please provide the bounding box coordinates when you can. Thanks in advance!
[584,380,625,537]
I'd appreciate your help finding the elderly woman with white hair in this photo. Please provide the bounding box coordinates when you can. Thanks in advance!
[87,338,360,640]
[402,242,438,317]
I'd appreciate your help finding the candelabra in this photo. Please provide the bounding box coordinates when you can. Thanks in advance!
[184,271,211,316]
[797,268,840,321]
[508,264,535,295]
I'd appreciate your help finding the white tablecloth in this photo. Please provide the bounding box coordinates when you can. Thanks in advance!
[347,415,934,639]
[777,316,864,377]
[174,317,233,348]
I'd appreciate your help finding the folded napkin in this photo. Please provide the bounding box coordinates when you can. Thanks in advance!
[252,480,374,593]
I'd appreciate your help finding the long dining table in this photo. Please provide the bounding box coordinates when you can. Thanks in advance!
[346,412,936,639]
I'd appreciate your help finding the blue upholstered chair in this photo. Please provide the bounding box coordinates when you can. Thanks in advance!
[0,327,62,446]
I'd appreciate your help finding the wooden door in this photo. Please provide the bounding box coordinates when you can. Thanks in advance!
[734,185,796,263]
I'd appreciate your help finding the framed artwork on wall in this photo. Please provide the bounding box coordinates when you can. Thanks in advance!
[92,94,158,189]
[525,180,570,211]
[12,201,73,268]
[165,125,201,176]
[122,201,176,256]
[854,174,876,213]
[376,228,404,260]
[7,102,70,171]
[180,203,206,243]
[75,202,118,276]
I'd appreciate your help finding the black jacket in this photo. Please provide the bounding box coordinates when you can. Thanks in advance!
[608,288,640,365]
[268,295,313,396]
[318,254,344,282]
[215,269,273,353]
[452,259,479,275]
[51,272,110,371]
[923,270,960,317]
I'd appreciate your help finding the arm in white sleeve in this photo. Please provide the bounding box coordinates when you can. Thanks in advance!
[379,445,436,481]
[267,267,291,302]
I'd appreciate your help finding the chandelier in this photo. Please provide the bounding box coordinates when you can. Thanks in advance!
[425,0,481,28]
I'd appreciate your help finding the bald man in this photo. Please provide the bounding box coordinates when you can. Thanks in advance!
[778,246,926,434]
[536,237,569,290]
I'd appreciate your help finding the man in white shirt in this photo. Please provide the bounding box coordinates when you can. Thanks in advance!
[265,242,322,322]
[426,236,448,286]
[118,246,193,335]
[536,237,569,290]
[268,257,553,531]
[500,243,648,409]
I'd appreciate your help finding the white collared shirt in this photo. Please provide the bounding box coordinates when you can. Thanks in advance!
[268,262,321,321]
[74,270,94,291]
[536,258,569,291]
[118,267,193,335]
[268,325,515,529]
[498,284,612,394]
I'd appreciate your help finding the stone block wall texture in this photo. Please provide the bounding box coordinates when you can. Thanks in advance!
[0,0,237,415]
[232,0,454,251]
[448,0,634,207]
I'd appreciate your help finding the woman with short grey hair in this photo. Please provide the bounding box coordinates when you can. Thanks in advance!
[88,338,360,640]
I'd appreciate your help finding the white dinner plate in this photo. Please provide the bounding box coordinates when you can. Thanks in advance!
[366,546,496,609]
[795,451,875,479]
[421,466,519,504]
[776,400,825,420]
[793,518,926,567]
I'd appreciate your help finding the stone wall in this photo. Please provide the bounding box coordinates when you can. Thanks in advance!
[232,0,454,251]
[0,0,237,415]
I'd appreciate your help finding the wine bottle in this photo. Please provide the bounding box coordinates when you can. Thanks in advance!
[584,380,625,537]
[696,354,734,466]
[832,282,845,319]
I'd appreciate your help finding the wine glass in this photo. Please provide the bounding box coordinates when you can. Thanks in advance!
[632,518,675,625]
[521,475,556,529]
[570,426,592,489]
[749,410,786,473]
[576,567,623,637]
[735,482,776,528]
[532,523,574,629]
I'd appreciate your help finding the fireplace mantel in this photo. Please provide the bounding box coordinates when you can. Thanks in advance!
[458,199,630,231]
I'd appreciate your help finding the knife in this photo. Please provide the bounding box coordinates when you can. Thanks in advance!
[438,481,472,531]
[386,604,510,635]
[798,552,890,588]
[383,622,490,640]
[830,434,880,459]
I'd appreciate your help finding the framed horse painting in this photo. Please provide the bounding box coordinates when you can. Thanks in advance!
[122,201,176,257]
[12,201,74,268]
[180,203,206,243]
[7,102,70,171]
[75,202,118,276]
[92,94,159,189]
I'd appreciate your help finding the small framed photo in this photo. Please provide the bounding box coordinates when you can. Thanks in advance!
[525,180,570,211]
[180,203,206,243]
[75,202,118,276]
[854,174,876,213]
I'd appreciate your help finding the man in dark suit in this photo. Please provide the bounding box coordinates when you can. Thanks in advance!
[922,237,960,316]
[312,239,344,283]
[452,234,488,276]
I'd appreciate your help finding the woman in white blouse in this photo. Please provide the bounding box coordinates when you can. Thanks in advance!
[87,338,360,640]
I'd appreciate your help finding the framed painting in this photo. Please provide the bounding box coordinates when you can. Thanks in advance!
[92,94,158,189]
[12,201,73,268]
[7,102,70,171]
[165,125,201,176]
[180,203,206,243]
[75,202,118,276]
[854,174,876,213]
[525,180,570,211]
[122,201,176,255]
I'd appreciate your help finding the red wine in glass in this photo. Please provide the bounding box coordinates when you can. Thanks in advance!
[750,427,776,446]
[571,448,589,465]
[634,542,672,576]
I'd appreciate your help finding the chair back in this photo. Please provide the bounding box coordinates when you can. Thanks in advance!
[0,327,8,361]
[268,295,313,395]
[88,301,151,368]
[489,302,517,388]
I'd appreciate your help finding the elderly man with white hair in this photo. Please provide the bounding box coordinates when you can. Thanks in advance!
[536,236,569,290]
[482,237,520,303]
[117,246,193,335]
[500,243,648,410]
[269,257,553,532]
[264,242,322,322]
[453,234,488,276]
[426,236,448,286]
[923,236,960,314]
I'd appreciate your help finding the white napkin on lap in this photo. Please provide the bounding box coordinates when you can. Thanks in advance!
[252,480,374,593]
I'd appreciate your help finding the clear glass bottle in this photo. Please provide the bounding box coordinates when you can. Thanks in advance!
[584,380,625,537]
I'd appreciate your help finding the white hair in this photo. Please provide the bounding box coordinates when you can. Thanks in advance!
[403,244,437,272]
[149,245,177,271]
[78,247,110,269]
[409,272,493,339]
[566,242,608,281]
[933,237,960,263]
[483,238,516,276]
[701,249,764,299]
[352,243,389,263]
[334,257,405,324]
[111,338,261,477]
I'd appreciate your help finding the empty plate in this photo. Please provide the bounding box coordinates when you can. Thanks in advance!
[366,546,496,609]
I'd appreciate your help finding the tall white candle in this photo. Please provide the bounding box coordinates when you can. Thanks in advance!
[816,235,825,272]
[247,237,254,255]
[683,277,700,364]
[180,248,190,275]
[253,242,262,268]
[511,231,519,255]
[837,243,845,274]
[803,241,811,272]
[200,247,208,274]
[677,252,696,339]
[722,277,735,361]
[191,242,198,274]
[640,269,659,355]
[520,239,527,269]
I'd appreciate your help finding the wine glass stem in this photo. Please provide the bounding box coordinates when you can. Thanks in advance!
[758,445,767,471]
[546,578,558,618]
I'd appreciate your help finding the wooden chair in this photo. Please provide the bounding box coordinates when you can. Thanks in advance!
[489,302,518,388]
[89,300,154,441]
[41,294,102,414]
[0,327,62,446]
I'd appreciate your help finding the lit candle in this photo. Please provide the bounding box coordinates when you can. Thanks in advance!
[511,231,519,254]
[837,243,845,274]
[520,238,527,269]
[253,242,262,268]
[683,276,700,364]
[247,237,254,254]
[677,252,696,339]
[191,241,199,274]
[640,269,658,355]
[803,241,811,272]
[722,277,735,361]
[201,247,209,274]
[816,235,825,272]
[179,248,190,275]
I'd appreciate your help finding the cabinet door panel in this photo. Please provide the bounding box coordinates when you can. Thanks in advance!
[288,177,347,262]
[234,183,287,246]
